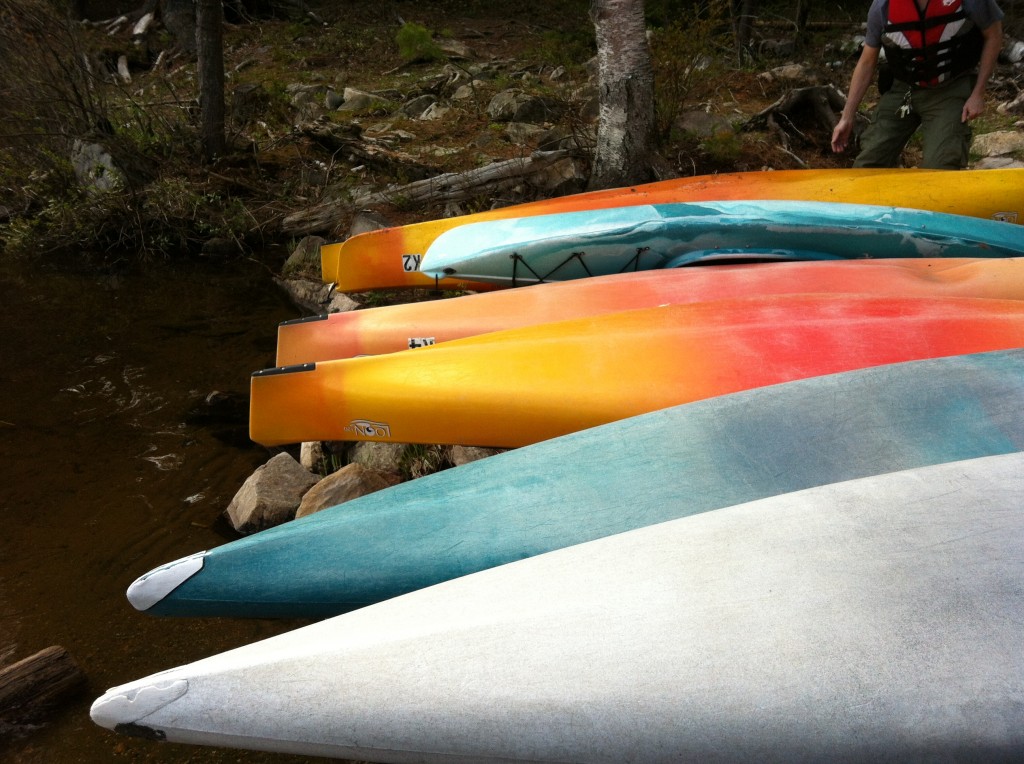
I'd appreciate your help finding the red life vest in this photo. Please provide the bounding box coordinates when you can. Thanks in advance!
[881,0,983,86]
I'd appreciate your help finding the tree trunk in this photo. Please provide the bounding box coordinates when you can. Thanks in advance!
[161,0,196,53]
[587,0,657,190]
[196,0,225,161]
[794,0,812,50]
[731,0,756,64]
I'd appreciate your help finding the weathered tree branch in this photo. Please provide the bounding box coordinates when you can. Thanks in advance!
[281,149,574,236]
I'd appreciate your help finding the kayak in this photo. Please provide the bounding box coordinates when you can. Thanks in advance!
[251,294,1024,448]
[322,167,1024,290]
[133,349,1024,618]
[277,258,1024,365]
[417,200,1024,286]
[93,452,1024,761]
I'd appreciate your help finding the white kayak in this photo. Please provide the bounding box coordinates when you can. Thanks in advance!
[91,452,1024,762]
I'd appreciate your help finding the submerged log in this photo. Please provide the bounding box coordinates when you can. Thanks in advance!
[0,645,87,724]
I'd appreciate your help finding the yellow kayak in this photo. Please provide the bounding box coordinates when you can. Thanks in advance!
[322,168,1024,291]
[251,294,1024,448]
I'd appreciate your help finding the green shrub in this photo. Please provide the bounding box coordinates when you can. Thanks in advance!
[649,3,733,141]
[395,22,444,63]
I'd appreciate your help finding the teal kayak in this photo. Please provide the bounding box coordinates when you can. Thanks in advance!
[418,200,1024,285]
[127,349,1024,619]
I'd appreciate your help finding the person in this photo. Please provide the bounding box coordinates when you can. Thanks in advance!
[831,0,1004,169]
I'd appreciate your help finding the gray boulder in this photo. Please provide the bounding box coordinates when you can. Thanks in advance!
[71,141,124,194]
[274,277,359,314]
[225,453,319,534]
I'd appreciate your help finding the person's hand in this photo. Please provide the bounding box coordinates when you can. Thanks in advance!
[962,93,986,122]
[832,116,854,153]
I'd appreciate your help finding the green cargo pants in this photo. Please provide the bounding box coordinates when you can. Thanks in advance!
[854,73,974,170]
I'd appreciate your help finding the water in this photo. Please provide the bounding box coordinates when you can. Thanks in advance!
[0,255,337,762]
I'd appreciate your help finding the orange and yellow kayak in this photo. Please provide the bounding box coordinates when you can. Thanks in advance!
[252,293,1024,448]
[279,258,1024,365]
[322,168,1024,291]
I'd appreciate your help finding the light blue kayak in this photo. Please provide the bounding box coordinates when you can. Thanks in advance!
[128,349,1024,619]
[418,200,1024,285]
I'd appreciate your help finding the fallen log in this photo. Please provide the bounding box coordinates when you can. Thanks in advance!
[281,149,574,237]
[0,645,87,724]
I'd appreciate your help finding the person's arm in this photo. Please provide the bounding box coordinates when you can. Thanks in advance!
[962,21,1003,122]
[832,45,881,153]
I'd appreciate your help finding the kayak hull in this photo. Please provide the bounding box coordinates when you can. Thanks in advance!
[252,295,1024,448]
[94,453,1024,762]
[135,349,1024,618]
[278,258,1024,365]
[325,167,1024,290]
[419,201,1024,286]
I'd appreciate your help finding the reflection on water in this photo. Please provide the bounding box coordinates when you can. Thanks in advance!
[0,256,338,763]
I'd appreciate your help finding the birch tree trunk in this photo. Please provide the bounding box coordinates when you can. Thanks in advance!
[196,0,225,161]
[588,0,657,190]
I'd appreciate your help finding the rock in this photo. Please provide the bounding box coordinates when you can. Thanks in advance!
[288,83,328,122]
[325,88,345,110]
[347,441,406,473]
[437,38,473,59]
[299,440,327,472]
[281,235,326,279]
[419,103,451,121]
[487,89,528,121]
[536,126,572,151]
[450,446,505,466]
[225,452,318,533]
[337,87,392,112]
[675,110,734,139]
[275,277,359,314]
[399,94,437,117]
[1002,37,1024,64]
[971,130,1024,158]
[453,82,484,100]
[511,94,565,124]
[971,156,1024,170]
[348,210,392,237]
[505,122,547,146]
[996,91,1024,116]
[531,155,589,197]
[295,463,401,518]
[71,141,124,194]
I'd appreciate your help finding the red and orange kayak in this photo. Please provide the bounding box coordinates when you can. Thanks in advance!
[253,293,1024,448]
[279,258,1024,365]
[322,168,1024,291]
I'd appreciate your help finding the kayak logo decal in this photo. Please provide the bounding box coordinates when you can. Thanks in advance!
[993,211,1018,223]
[402,254,423,272]
[408,336,435,349]
[345,419,392,438]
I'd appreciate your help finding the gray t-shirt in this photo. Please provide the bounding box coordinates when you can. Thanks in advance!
[864,0,1004,47]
